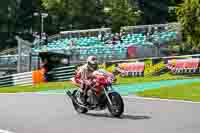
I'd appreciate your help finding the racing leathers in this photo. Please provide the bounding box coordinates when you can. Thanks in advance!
[74,64,95,103]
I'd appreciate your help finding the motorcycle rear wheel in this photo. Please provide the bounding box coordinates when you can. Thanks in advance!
[72,90,88,114]
[107,92,124,117]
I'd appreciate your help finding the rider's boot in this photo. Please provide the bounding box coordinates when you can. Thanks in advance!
[79,92,87,106]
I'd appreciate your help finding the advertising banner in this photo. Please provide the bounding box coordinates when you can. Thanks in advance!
[116,62,145,77]
[167,58,200,73]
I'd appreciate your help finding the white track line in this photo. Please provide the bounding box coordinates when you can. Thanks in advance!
[123,96,200,104]
[0,129,15,133]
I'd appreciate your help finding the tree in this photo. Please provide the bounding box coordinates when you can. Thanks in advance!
[176,0,200,53]
[104,0,141,33]
[168,0,184,22]
[0,0,20,50]
[41,0,106,30]
[0,0,19,33]
[0,0,43,50]
[137,0,169,24]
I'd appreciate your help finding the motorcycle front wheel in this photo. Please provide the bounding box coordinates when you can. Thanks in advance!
[72,90,88,114]
[107,92,124,117]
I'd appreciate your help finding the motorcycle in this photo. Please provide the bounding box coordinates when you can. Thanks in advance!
[65,69,124,117]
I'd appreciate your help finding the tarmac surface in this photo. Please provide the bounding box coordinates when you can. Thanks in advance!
[0,93,199,133]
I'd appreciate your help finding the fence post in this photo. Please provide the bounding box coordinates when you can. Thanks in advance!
[16,37,22,73]
[29,53,32,71]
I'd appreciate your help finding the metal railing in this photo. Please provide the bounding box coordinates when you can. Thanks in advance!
[46,66,76,82]
[0,72,33,88]
[121,22,181,33]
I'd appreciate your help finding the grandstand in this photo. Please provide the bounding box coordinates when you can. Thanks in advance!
[0,37,37,74]
[0,55,18,75]
[0,48,18,75]
[0,23,181,75]
[32,23,181,63]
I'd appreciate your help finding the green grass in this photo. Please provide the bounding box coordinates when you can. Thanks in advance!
[0,74,194,93]
[115,73,192,84]
[0,82,75,93]
[137,82,200,102]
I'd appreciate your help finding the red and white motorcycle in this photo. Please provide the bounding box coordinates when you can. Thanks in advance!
[66,69,124,117]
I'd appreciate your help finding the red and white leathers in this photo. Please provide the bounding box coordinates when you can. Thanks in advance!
[74,64,95,93]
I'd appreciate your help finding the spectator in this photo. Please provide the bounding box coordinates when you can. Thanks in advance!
[44,33,48,45]
[33,32,40,45]
[41,58,49,82]
[98,31,102,41]
[101,31,105,41]
[69,39,75,47]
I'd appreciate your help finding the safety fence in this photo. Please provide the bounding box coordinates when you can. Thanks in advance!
[45,66,76,82]
[0,65,76,88]
[0,72,33,88]
[1,54,200,88]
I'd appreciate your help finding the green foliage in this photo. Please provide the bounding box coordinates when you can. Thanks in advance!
[0,0,19,33]
[0,0,39,49]
[99,64,116,73]
[176,0,200,51]
[106,64,116,73]
[144,61,166,76]
[105,0,141,33]
[168,0,184,22]
[98,64,106,69]
[41,0,106,29]
[42,0,70,15]
[138,0,170,24]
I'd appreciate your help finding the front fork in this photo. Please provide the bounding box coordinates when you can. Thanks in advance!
[103,86,114,106]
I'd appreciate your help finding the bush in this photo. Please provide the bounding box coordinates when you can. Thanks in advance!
[106,64,116,73]
[144,61,166,76]
[99,63,116,73]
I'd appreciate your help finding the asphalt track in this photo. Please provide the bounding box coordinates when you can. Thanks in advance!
[0,93,200,133]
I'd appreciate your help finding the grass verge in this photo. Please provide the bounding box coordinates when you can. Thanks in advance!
[0,74,197,93]
[136,82,200,102]
[115,73,192,84]
[0,82,75,93]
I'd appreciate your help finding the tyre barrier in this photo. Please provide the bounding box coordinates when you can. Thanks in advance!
[171,68,198,74]
[120,71,144,77]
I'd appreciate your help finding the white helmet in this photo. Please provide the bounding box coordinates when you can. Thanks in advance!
[86,56,98,71]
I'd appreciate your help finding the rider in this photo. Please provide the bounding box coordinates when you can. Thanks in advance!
[74,56,98,104]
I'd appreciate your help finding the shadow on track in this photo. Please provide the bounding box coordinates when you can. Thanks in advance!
[84,113,151,120]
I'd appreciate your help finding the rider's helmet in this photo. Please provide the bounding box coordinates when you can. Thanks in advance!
[87,56,98,71]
